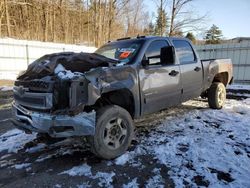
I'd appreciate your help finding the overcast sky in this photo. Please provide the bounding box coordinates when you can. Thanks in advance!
[145,0,250,39]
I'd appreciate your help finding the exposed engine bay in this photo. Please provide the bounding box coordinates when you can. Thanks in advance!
[14,52,119,115]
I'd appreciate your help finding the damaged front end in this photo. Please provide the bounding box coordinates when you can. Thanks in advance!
[11,52,117,137]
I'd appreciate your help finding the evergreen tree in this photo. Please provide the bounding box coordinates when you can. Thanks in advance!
[144,22,155,35]
[185,32,196,43]
[155,8,167,36]
[205,25,223,44]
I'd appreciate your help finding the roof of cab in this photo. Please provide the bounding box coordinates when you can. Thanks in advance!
[108,36,188,43]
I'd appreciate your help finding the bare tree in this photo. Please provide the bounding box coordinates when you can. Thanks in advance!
[169,0,207,36]
[0,0,150,46]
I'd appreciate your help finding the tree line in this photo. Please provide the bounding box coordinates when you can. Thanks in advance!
[0,0,151,47]
[0,0,222,46]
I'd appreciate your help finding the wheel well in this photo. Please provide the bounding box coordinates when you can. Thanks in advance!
[91,89,135,118]
[213,72,228,86]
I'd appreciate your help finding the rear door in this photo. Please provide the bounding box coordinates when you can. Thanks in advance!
[139,40,182,115]
[172,40,203,102]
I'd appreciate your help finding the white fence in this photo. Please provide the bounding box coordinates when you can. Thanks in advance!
[195,41,250,84]
[0,38,96,80]
[1,38,250,83]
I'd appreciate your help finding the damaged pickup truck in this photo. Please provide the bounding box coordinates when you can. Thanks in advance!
[11,36,233,159]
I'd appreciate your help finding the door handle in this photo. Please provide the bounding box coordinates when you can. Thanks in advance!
[194,67,201,72]
[169,70,179,76]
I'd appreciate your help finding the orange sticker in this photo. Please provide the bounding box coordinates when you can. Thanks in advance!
[119,51,131,59]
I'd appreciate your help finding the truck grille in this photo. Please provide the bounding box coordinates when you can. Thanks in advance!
[15,80,54,92]
[13,86,53,110]
[14,93,45,106]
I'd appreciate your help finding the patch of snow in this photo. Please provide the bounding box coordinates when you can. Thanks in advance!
[14,163,31,169]
[59,163,115,187]
[227,84,250,90]
[145,168,164,188]
[0,129,36,153]
[35,154,54,162]
[0,154,12,159]
[123,178,139,188]
[59,163,92,177]
[26,167,32,172]
[54,184,62,188]
[114,147,146,167]
[106,161,113,166]
[0,86,13,91]
[54,64,83,79]
[77,183,91,188]
[25,143,46,153]
[95,172,115,187]
[54,64,65,74]
[0,159,16,168]
[141,99,250,187]
[146,175,164,188]
[227,92,250,98]
[115,152,131,165]
[113,99,250,187]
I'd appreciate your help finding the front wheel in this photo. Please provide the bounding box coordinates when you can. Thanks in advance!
[88,105,134,159]
[208,82,226,109]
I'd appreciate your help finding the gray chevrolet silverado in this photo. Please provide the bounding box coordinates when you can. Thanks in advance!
[12,36,233,159]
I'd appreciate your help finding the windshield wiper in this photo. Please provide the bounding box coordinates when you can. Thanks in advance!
[93,53,121,64]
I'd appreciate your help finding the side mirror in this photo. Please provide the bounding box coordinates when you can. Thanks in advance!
[160,46,175,65]
[141,59,149,67]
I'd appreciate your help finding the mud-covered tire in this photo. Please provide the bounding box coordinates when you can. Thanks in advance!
[88,105,134,159]
[208,82,226,109]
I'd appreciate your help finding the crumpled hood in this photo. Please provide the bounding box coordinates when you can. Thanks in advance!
[18,52,118,80]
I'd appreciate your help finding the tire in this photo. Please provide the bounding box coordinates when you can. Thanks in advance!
[88,105,134,159]
[208,82,226,109]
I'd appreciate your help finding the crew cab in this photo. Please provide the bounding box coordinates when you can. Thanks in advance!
[11,36,233,159]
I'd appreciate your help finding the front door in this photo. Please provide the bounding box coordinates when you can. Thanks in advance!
[139,40,182,115]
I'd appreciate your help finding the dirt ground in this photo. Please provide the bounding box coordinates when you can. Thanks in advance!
[0,80,14,86]
[0,90,248,188]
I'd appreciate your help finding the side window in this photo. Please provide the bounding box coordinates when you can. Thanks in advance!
[172,40,196,64]
[145,40,169,65]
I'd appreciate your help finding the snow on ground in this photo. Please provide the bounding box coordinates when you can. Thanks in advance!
[227,84,250,90]
[145,168,164,188]
[0,129,36,153]
[13,163,31,170]
[0,86,13,91]
[0,97,250,187]
[25,143,46,153]
[120,98,250,187]
[59,163,92,177]
[123,178,139,188]
[60,164,115,187]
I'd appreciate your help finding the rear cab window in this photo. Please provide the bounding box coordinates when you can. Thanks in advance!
[172,40,196,64]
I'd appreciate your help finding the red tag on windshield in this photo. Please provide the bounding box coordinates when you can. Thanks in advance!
[120,51,131,59]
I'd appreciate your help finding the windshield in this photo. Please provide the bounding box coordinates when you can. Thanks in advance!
[95,40,143,64]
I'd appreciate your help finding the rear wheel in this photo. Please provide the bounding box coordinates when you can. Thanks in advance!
[88,105,134,159]
[208,82,226,109]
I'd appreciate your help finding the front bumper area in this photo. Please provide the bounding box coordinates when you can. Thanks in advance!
[11,103,96,137]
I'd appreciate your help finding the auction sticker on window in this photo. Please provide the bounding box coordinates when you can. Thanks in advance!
[119,48,135,59]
